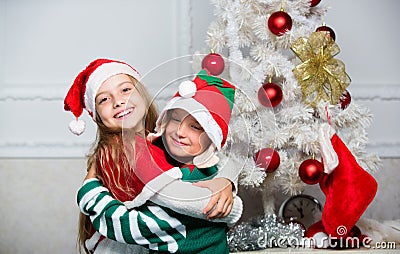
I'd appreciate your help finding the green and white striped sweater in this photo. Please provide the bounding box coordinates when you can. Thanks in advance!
[78,164,241,253]
[78,179,188,252]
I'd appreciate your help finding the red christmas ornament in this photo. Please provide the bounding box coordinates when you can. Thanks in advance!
[299,159,324,185]
[254,148,280,173]
[310,0,322,7]
[316,25,336,41]
[339,90,351,110]
[268,11,292,36]
[258,82,283,107]
[201,53,225,76]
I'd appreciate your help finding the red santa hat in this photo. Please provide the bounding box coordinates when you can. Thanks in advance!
[64,58,141,135]
[308,123,378,246]
[148,69,236,167]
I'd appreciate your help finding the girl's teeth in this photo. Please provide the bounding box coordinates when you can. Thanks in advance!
[116,109,133,118]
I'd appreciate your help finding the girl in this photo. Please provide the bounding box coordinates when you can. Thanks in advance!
[65,59,242,253]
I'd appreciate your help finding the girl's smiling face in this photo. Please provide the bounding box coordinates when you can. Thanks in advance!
[95,74,146,133]
[164,108,212,163]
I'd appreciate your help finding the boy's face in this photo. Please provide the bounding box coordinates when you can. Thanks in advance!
[164,108,212,162]
[95,74,146,132]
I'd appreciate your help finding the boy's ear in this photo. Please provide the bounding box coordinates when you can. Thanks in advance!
[193,144,219,168]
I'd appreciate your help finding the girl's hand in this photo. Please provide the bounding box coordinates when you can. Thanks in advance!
[84,163,97,181]
[192,178,234,220]
[146,133,158,143]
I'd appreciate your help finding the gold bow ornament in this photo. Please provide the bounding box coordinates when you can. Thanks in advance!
[290,31,351,107]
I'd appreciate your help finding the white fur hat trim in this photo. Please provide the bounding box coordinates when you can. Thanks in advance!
[84,62,141,119]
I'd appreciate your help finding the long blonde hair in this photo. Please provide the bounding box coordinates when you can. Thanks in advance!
[77,76,158,254]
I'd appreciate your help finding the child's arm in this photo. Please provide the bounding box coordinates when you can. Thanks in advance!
[192,178,234,219]
[212,153,240,195]
[126,137,242,225]
[194,155,241,219]
[133,146,242,226]
[147,178,242,227]
[85,163,241,228]
[77,178,185,253]
[188,154,242,220]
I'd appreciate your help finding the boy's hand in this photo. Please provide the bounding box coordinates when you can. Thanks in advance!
[84,163,97,181]
[192,178,234,219]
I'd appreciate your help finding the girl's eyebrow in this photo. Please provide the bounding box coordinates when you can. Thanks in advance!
[95,81,134,100]
[118,81,134,87]
[95,91,107,101]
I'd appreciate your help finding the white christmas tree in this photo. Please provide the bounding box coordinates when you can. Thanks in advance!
[200,0,380,215]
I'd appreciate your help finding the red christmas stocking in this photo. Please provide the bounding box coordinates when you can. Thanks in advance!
[319,124,378,238]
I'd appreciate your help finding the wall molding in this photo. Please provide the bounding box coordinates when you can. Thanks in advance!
[2,83,400,101]
[0,84,65,101]
[0,0,195,158]
[0,82,172,102]
[368,142,400,159]
[350,84,400,101]
[0,141,91,158]
[1,83,399,158]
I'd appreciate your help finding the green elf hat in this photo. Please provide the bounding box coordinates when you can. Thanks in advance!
[152,69,236,151]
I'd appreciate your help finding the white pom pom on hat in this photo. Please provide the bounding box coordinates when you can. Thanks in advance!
[178,80,197,98]
[68,119,86,136]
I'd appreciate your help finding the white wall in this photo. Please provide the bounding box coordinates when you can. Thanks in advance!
[0,0,399,253]
[0,0,194,157]
[1,0,399,158]
[323,0,400,157]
